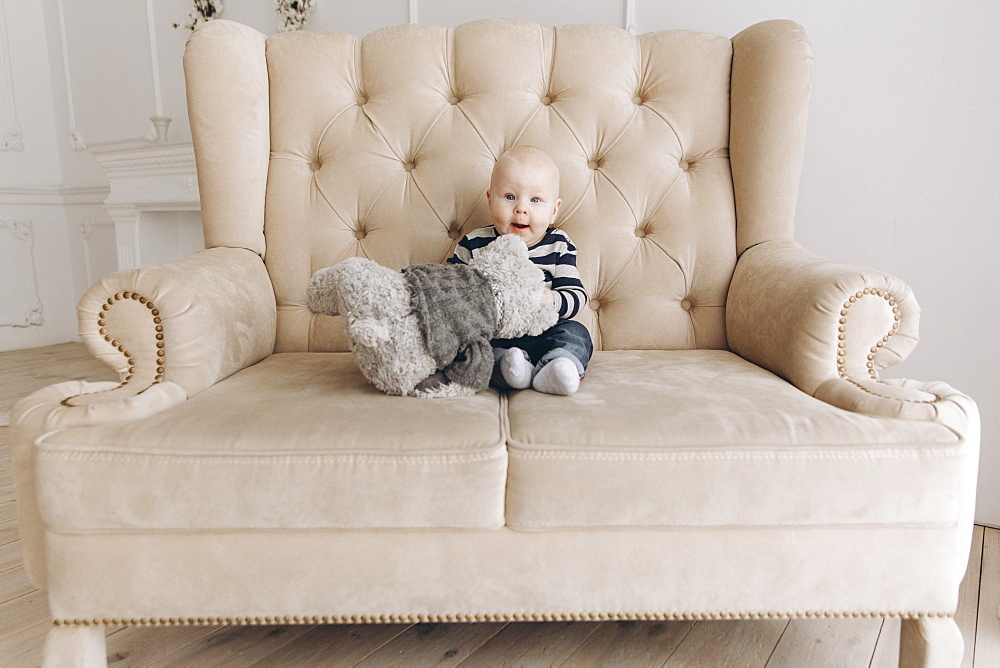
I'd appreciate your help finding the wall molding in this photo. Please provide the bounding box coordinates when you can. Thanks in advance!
[0,185,110,207]
[80,216,114,287]
[90,140,199,270]
[55,0,86,151]
[0,219,43,327]
[90,140,199,210]
[0,0,24,151]
[625,0,637,34]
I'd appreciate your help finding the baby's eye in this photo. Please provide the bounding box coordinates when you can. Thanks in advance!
[530,197,540,203]
[505,194,515,200]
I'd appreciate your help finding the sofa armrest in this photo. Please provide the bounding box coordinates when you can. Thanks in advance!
[727,239,971,426]
[77,246,276,399]
[16,246,274,435]
[12,246,275,589]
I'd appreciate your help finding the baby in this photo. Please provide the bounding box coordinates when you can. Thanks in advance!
[449,146,593,395]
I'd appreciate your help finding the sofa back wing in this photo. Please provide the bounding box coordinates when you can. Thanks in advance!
[184,20,270,256]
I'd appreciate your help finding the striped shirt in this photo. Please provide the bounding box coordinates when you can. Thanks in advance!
[448,226,588,320]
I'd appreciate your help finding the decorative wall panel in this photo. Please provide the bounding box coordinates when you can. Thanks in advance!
[0,220,43,327]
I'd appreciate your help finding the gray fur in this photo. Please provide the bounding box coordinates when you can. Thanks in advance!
[403,262,496,389]
[308,234,558,398]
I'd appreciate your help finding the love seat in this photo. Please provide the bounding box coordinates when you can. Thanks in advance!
[13,18,979,666]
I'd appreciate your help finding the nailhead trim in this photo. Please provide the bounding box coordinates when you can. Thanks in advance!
[53,610,953,627]
[836,289,938,404]
[61,292,165,407]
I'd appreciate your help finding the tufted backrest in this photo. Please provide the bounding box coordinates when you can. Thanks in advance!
[185,19,813,354]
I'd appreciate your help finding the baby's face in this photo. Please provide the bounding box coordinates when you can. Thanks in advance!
[486,160,561,247]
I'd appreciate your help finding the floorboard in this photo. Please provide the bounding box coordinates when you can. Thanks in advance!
[250,623,412,667]
[870,617,901,668]
[104,625,237,667]
[958,525,986,666]
[559,620,694,665]
[975,527,999,667]
[766,617,882,666]
[147,625,314,667]
[458,620,601,667]
[662,619,788,666]
[354,622,508,667]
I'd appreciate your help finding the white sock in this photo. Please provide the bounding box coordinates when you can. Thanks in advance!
[500,347,533,389]
[531,357,581,396]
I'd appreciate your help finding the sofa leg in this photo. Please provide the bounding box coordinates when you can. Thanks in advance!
[899,617,963,668]
[43,624,107,668]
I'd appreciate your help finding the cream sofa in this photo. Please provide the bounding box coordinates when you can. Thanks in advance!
[13,18,979,667]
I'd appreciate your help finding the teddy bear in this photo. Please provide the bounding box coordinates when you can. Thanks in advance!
[307,234,559,398]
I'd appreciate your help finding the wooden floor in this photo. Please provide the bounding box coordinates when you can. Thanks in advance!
[1,343,998,667]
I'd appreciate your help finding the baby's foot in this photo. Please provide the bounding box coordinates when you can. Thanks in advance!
[532,357,581,396]
[500,348,533,389]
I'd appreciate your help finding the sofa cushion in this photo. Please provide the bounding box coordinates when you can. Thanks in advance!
[506,350,964,530]
[34,354,507,531]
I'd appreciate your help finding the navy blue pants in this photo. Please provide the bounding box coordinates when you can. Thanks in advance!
[490,319,593,388]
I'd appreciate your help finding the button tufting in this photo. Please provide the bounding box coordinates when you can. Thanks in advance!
[590,299,601,310]
[588,160,599,170]
[449,96,460,105]
[357,96,368,106]
[541,96,552,106]
[448,228,461,240]
[681,299,692,311]
[679,160,690,171]
[355,229,366,240]
[404,162,415,172]
[310,161,321,172]
[632,95,643,105]
[635,227,647,238]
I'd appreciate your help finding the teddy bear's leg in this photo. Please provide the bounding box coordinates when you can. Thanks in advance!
[352,312,438,396]
[414,371,449,394]
[413,380,479,399]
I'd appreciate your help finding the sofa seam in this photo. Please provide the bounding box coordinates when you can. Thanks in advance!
[34,446,507,465]
[505,442,964,461]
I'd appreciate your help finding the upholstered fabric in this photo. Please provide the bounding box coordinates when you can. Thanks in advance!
[77,246,276,399]
[184,21,270,255]
[44,524,972,623]
[730,22,813,254]
[505,350,975,529]
[13,379,187,589]
[34,354,507,531]
[260,20,741,354]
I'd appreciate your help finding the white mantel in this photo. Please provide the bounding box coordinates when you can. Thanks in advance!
[89,140,201,270]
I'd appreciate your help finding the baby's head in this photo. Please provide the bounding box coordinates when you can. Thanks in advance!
[486,146,562,247]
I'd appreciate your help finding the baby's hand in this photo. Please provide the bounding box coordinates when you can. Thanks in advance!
[541,289,555,305]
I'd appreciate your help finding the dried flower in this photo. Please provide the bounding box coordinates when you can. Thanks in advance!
[173,0,223,31]
[275,0,315,32]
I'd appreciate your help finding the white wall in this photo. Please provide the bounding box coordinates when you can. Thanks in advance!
[0,0,996,525]
[0,0,113,350]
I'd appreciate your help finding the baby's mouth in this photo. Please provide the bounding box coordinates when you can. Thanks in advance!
[511,221,529,230]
